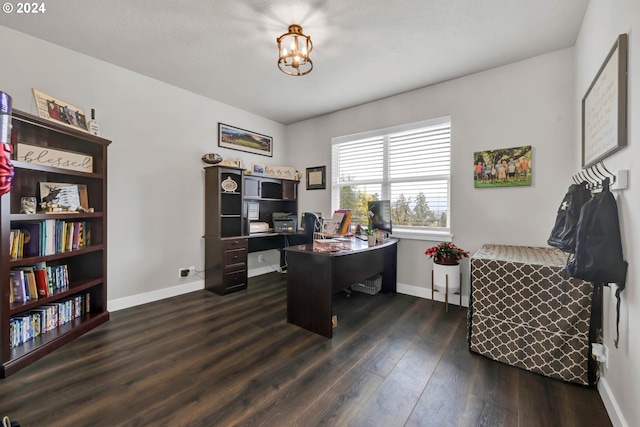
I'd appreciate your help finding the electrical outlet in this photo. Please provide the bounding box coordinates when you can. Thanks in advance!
[178,268,189,278]
[258,254,265,263]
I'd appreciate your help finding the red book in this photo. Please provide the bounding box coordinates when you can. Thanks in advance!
[35,268,50,298]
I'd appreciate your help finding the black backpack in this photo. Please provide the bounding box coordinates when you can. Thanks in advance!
[565,182,627,348]
[548,182,591,253]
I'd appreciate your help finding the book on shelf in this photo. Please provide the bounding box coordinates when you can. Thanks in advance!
[13,222,42,258]
[33,262,50,298]
[15,267,39,302]
[9,229,19,260]
[9,270,27,303]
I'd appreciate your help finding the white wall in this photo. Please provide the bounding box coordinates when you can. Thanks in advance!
[287,48,576,298]
[0,26,288,306]
[575,1,639,426]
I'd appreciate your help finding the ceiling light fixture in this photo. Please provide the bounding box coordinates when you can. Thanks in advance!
[277,24,313,76]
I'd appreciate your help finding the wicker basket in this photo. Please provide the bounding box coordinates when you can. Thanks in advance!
[352,274,382,295]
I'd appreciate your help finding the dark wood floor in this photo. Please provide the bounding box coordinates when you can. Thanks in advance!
[1,273,612,427]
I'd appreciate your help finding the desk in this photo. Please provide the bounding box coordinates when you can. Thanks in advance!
[284,238,398,338]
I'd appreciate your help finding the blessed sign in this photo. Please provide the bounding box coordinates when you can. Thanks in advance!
[17,143,93,173]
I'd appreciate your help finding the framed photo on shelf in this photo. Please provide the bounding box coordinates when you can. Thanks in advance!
[218,123,273,157]
[251,163,266,176]
[306,166,326,190]
[32,88,89,133]
[39,182,89,210]
[582,33,628,168]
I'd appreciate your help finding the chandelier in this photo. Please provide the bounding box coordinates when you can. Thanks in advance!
[277,24,313,76]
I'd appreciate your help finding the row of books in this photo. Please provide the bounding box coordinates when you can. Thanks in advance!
[9,263,69,304]
[9,293,90,349]
[10,220,92,260]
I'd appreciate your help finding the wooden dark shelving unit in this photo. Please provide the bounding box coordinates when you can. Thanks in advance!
[0,109,111,377]
[204,166,299,295]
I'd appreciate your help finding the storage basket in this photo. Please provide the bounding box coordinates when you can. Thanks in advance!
[351,274,382,295]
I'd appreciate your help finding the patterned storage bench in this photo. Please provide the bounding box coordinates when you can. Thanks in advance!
[468,244,596,385]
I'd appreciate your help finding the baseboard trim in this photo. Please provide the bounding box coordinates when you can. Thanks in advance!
[108,266,280,312]
[248,264,281,277]
[397,282,469,307]
[598,376,628,427]
[108,279,204,312]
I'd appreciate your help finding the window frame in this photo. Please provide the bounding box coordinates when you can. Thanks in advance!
[331,116,452,241]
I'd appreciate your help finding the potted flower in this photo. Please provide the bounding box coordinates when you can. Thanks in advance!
[366,210,377,246]
[425,242,469,265]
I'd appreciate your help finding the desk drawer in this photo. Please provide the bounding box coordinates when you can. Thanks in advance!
[224,269,247,289]
[223,238,248,251]
[224,248,247,266]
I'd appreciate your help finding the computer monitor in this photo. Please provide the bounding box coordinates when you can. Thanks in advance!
[368,200,392,235]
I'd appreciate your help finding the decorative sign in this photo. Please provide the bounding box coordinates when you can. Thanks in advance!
[582,33,628,168]
[32,88,90,133]
[265,165,296,180]
[17,143,93,173]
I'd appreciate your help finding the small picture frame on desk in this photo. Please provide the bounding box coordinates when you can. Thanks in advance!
[306,166,326,190]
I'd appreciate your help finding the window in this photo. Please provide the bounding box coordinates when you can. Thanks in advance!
[331,117,451,234]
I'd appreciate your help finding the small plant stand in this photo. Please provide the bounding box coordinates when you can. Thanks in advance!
[431,262,462,312]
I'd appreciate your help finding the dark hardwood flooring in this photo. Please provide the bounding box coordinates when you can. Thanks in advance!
[1,273,612,426]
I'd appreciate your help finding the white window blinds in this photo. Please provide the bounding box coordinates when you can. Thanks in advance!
[332,117,451,231]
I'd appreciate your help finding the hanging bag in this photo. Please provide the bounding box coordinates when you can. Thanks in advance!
[565,182,627,347]
[548,182,591,253]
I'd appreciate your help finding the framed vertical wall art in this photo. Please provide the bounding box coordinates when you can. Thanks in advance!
[306,166,326,190]
[582,33,628,168]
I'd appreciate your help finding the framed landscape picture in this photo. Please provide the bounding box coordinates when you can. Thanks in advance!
[218,123,273,157]
[473,146,532,188]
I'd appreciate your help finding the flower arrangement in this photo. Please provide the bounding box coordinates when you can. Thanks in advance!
[425,242,470,264]
[366,210,377,236]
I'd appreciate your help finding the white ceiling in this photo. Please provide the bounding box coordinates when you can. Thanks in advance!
[0,0,590,125]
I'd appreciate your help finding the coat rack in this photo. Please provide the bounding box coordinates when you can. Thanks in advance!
[572,161,627,192]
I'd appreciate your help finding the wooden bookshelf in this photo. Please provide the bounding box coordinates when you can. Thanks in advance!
[0,109,111,377]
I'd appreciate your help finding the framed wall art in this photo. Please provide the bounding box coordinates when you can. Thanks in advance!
[218,123,273,157]
[582,33,628,168]
[473,146,532,188]
[306,166,326,190]
[32,88,89,133]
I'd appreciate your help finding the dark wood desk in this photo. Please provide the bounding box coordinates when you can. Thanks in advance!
[284,238,398,338]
